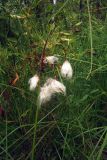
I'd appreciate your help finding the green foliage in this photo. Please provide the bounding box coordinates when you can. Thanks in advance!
[0,0,107,159]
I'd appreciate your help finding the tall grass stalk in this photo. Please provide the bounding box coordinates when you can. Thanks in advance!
[86,0,93,79]
[31,103,40,160]
[5,113,8,160]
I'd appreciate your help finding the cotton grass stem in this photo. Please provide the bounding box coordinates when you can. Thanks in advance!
[86,0,93,79]
[6,113,8,160]
[31,103,40,160]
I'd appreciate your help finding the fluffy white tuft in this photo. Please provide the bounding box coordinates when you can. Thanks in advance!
[45,78,66,95]
[28,74,39,91]
[61,60,73,79]
[44,56,58,65]
[38,86,53,106]
[53,0,57,5]
[38,78,66,106]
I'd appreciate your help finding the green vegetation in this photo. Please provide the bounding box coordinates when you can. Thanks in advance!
[0,0,107,159]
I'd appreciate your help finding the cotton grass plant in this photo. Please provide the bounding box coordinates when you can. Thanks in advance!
[28,34,73,159]
[28,56,73,107]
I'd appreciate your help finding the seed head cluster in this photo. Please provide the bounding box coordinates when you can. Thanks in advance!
[28,56,73,107]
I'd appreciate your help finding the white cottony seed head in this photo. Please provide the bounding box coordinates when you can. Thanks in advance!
[28,74,39,91]
[38,86,53,106]
[61,60,73,79]
[44,56,58,65]
[44,78,66,95]
[38,78,66,106]
[53,0,57,5]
